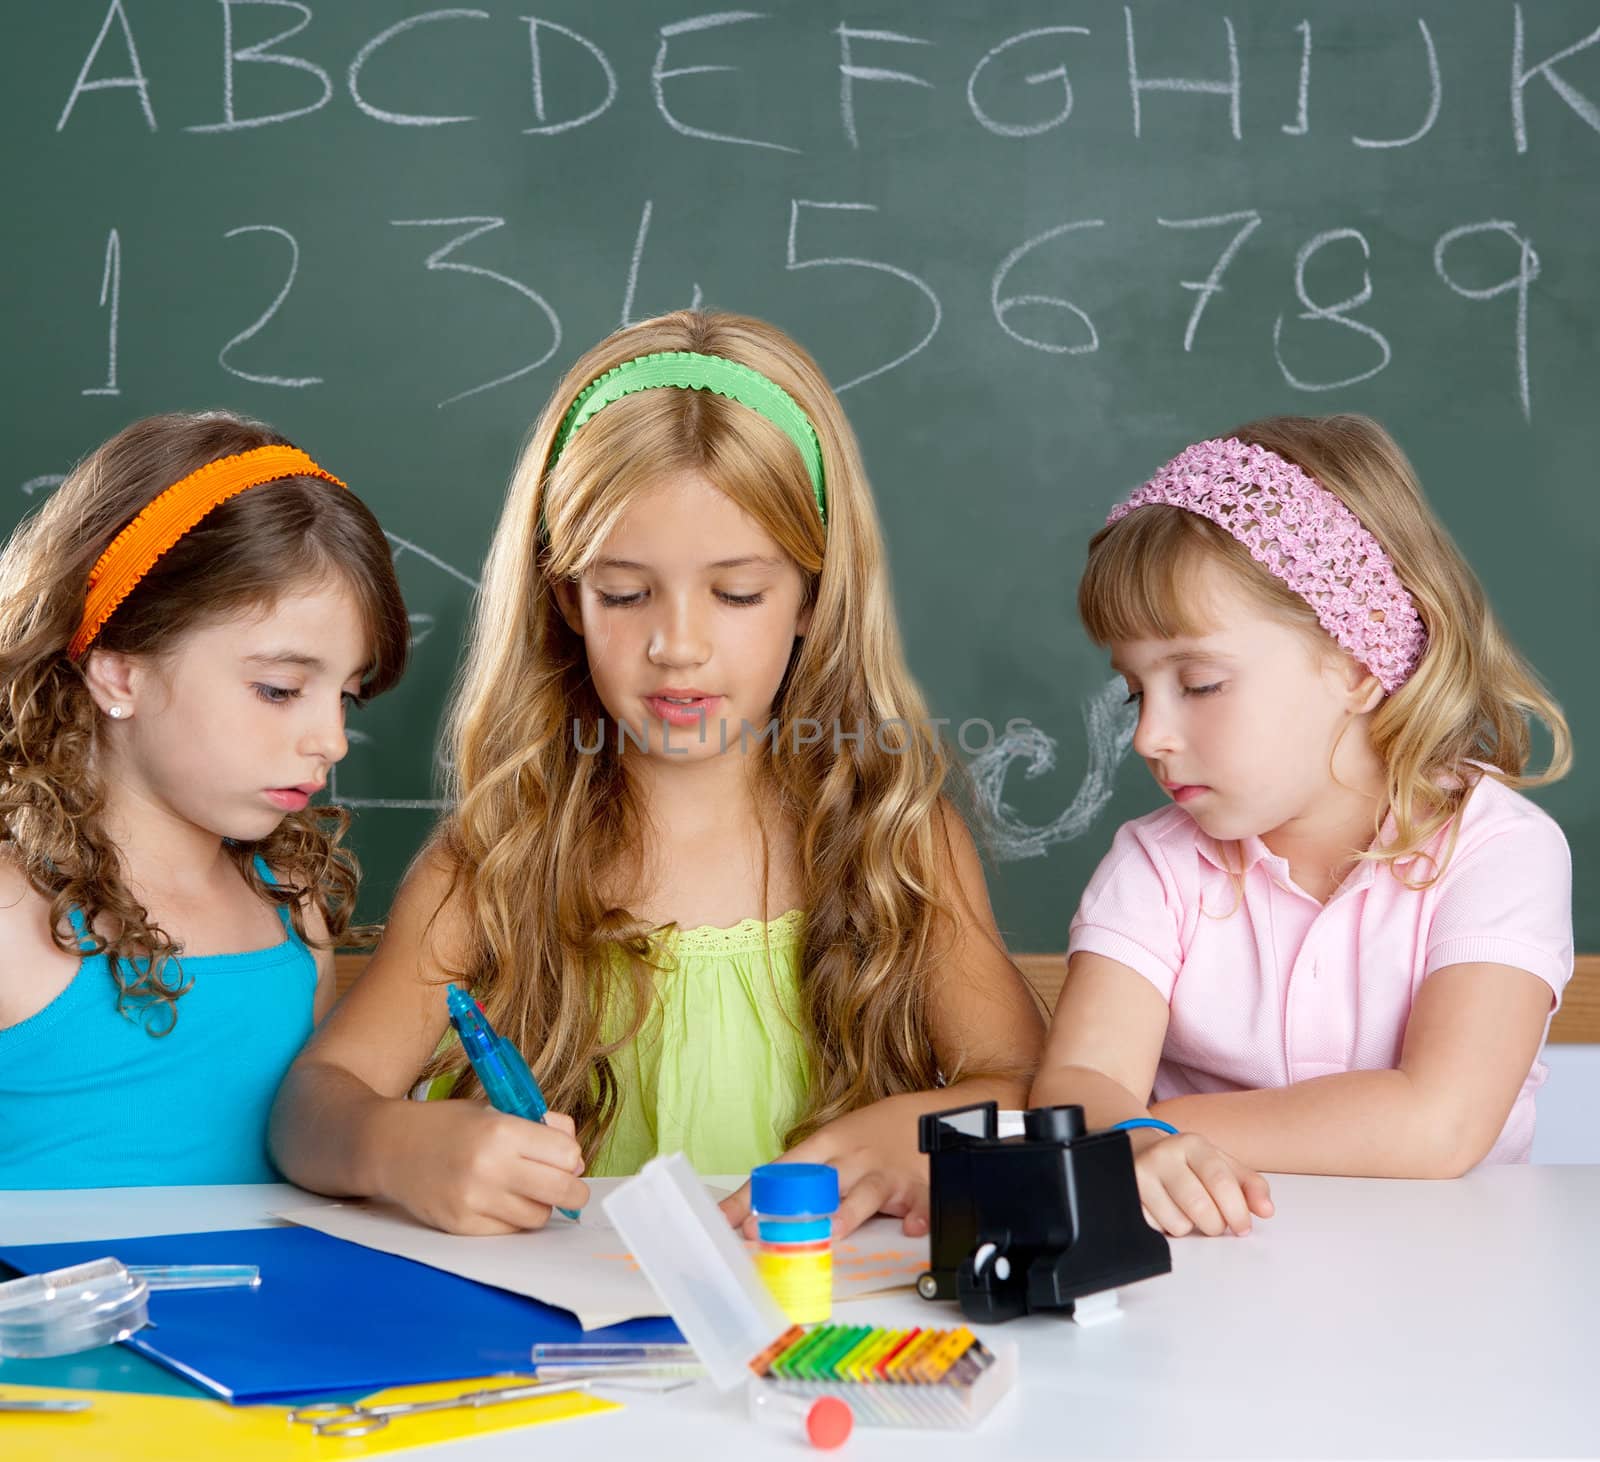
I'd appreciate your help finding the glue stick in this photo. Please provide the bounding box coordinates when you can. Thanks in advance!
[750,1162,839,1325]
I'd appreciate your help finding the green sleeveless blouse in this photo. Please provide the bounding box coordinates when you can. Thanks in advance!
[590,910,810,1177]
[423,911,811,1179]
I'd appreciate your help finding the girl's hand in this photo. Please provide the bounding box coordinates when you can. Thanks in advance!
[1133,1131,1274,1237]
[375,1101,589,1235]
[719,1097,928,1242]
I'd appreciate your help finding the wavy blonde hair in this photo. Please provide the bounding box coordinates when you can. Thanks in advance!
[1079,414,1571,880]
[429,310,965,1155]
[0,411,410,1032]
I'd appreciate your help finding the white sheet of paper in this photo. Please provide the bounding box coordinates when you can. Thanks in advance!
[276,1176,928,1330]
[278,1178,667,1328]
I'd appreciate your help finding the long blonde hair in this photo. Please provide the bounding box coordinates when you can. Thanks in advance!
[0,411,410,1032]
[429,310,963,1155]
[1078,414,1571,878]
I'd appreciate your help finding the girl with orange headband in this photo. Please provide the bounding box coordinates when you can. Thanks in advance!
[271,311,1044,1237]
[0,411,409,1187]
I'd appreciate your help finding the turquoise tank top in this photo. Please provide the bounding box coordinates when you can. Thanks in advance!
[0,858,317,1188]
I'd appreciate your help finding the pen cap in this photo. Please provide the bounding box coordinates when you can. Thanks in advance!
[603,1153,787,1392]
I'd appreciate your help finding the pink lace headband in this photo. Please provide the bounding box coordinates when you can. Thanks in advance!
[1107,436,1427,693]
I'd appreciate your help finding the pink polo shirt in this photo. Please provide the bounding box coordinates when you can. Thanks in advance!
[1067,772,1573,1164]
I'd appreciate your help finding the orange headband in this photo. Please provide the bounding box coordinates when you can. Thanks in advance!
[69,445,346,659]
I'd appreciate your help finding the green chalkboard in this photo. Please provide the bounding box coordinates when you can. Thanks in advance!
[5,1,1596,949]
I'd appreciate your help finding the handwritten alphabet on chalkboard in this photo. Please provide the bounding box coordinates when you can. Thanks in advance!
[51,5,1600,152]
[837,25,934,152]
[967,26,1089,139]
[347,9,486,127]
[56,0,155,133]
[187,0,334,135]
[1352,19,1442,149]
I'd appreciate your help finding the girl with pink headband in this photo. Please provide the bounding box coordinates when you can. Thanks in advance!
[1032,415,1573,1236]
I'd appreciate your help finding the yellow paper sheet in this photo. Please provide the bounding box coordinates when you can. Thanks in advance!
[1,1375,618,1462]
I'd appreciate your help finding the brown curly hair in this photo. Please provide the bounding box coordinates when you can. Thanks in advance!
[0,411,410,1033]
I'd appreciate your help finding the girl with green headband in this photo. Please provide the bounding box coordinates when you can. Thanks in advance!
[271,310,1044,1237]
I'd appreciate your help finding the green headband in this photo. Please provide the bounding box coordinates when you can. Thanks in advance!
[545,350,828,528]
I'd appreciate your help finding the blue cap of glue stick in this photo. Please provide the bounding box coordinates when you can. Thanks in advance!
[750,1163,839,1217]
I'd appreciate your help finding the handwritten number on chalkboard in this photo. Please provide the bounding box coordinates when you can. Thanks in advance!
[217,224,323,388]
[83,228,122,397]
[391,217,561,407]
[621,200,702,328]
[991,220,1107,356]
[1282,20,1311,136]
[1272,228,1391,391]
[1156,211,1262,353]
[786,201,941,392]
[1434,222,1541,422]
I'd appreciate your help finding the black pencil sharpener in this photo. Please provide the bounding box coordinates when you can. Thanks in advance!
[915,1101,1172,1324]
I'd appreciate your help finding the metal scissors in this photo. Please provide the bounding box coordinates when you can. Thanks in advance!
[288,1377,591,1437]
[0,1395,94,1413]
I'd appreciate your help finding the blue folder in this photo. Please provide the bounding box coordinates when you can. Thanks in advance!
[0,1226,681,1404]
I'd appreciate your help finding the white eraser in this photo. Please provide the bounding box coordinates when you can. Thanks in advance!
[1070,1290,1123,1327]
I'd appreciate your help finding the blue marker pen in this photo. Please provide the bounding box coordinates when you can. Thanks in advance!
[446,984,582,1220]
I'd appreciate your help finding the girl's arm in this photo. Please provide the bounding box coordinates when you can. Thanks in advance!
[1030,951,1169,1125]
[1158,807,1570,1179]
[725,804,1047,1238]
[1032,952,1273,1237]
[268,849,588,1233]
[1151,962,1554,1178]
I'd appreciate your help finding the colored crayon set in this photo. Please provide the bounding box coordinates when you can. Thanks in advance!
[747,1323,1017,1429]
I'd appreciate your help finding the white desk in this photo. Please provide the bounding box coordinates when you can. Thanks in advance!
[5,1167,1596,1460]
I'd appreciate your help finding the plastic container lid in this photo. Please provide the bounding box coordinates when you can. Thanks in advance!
[603,1152,788,1392]
[0,1258,149,1359]
[750,1163,840,1217]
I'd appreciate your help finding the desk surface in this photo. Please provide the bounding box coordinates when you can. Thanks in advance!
[4,1167,1596,1460]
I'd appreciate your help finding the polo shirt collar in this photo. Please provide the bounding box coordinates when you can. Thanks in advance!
[1194,817,1405,895]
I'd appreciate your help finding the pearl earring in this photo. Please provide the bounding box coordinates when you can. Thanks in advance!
[107,705,125,719]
